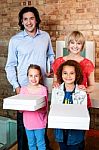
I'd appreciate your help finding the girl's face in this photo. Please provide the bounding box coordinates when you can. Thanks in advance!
[62,65,76,85]
[68,40,83,54]
[28,68,40,86]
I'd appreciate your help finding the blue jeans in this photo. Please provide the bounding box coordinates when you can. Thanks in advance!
[25,128,46,150]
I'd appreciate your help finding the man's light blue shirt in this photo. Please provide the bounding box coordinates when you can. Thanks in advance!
[5,29,55,89]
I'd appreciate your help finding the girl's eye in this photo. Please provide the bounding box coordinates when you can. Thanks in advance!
[70,72,75,75]
[35,74,40,78]
[29,75,39,78]
[77,42,81,45]
[63,72,67,75]
[70,41,74,44]
[35,75,39,77]
[29,75,32,77]
[63,72,75,75]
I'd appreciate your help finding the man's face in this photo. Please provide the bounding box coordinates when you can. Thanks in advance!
[22,12,37,34]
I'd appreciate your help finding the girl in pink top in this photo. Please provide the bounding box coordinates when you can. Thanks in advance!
[20,64,48,150]
[52,31,94,108]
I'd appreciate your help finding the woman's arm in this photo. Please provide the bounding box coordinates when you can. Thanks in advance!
[79,71,95,93]
[86,71,95,93]
[52,74,60,88]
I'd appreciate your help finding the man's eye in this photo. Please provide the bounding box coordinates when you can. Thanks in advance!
[23,18,27,21]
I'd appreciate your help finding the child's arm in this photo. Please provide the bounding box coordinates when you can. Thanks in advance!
[38,87,48,113]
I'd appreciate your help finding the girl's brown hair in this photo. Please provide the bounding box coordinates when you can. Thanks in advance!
[27,64,44,85]
[67,31,85,51]
[56,60,83,85]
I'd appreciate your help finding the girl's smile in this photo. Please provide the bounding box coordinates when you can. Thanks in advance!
[28,68,40,86]
[62,65,76,85]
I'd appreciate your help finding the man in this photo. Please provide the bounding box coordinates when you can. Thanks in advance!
[5,6,54,150]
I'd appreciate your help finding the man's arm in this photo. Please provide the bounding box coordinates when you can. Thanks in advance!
[47,36,55,64]
[5,38,20,90]
[15,87,21,94]
[46,34,55,77]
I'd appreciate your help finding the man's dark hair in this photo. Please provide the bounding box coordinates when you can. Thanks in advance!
[18,7,41,30]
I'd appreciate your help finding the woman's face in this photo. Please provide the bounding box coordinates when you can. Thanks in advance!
[68,40,83,54]
[62,65,76,85]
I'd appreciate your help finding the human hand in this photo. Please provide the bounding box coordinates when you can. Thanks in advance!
[15,87,21,94]
[52,81,60,88]
[46,72,53,78]
[78,85,87,92]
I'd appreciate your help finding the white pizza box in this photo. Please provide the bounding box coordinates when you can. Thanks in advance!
[48,104,90,130]
[3,94,46,111]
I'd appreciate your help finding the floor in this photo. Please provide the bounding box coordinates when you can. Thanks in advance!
[47,129,99,150]
[85,129,99,150]
[9,107,99,150]
[46,105,99,150]
[9,129,99,150]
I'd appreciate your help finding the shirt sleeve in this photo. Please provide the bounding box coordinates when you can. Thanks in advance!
[47,34,55,64]
[5,38,19,89]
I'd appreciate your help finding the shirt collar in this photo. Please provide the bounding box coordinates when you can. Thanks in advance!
[23,29,41,37]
